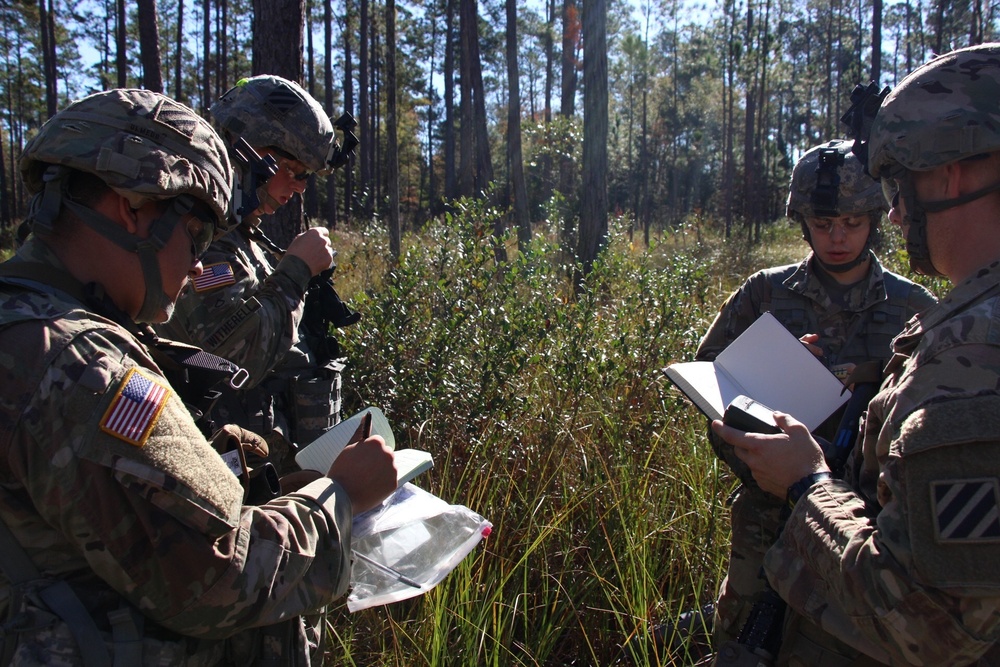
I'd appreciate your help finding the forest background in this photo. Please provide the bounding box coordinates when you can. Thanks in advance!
[0,0,983,664]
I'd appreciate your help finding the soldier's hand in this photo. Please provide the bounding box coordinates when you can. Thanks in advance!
[328,436,397,515]
[712,412,829,499]
[286,227,335,277]
[799,333,823,358]
[211,424,270,469]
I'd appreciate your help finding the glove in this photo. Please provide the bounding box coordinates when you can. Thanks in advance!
[211,423,270,469]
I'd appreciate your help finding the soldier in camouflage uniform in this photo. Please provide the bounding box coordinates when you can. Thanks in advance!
[0,89,396,665]
[698,140,935,651]
[156,75,346,462]
[713,43,1000,665]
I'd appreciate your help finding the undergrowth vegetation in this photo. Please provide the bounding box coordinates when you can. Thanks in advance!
[324,206,817,666]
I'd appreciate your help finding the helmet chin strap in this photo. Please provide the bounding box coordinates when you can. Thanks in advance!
[897,177,939,277]
[898,172,1000,277]
[254,181,283,218]
[816,244,873,274]
[32,169,192,322]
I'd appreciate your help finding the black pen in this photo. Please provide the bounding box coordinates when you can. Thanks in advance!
[352,549,422,588]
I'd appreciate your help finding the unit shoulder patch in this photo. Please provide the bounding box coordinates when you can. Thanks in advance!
[932,477,1000,543]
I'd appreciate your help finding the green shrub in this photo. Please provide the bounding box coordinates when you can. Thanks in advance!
[331,203,740,666]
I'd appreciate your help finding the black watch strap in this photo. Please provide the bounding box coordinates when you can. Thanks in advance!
[786,471,833,509]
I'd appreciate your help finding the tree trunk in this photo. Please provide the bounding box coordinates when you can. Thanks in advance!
[539,0,554,202]
[174,0,184,101]
[465,0,493,197]
[386,0,401,259]
[359,0,372,216]
[545,0,554,122]
[559,0,579,253]
[219,0,227,92]
[872,0,882,82]
[342,1,354,224]
[253,0,306,248]
[137,0,164,92]
[38,0,57,118]
[0,134,8,227]
[970,0,983,43]
[443,0,457,202]
[202,0,211,112]
[426,9,437,214]
[577,0,607,284]
[458,0,475,198]
[325,0,338,228]
[303,0,318,222]
[116,0,127,87]
[506,0,531,249]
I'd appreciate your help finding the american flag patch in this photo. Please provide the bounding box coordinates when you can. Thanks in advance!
[192,263,235,292]
[100,369,170,447]
[932,478,1000,543]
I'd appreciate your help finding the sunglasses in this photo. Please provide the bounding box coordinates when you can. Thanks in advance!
[280,158,312,182]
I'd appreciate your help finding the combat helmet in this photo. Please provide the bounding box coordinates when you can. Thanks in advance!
[20,89,233,322]
[786,139,886,273]
[867,42,1000,275]
[211,75,335,175]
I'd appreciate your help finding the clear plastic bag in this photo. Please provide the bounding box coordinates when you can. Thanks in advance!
[347,483,492,612]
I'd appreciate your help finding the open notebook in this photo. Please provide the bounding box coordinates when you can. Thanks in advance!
[294,407,433,487]
[664,312,850,431]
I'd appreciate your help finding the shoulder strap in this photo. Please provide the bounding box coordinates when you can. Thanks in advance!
[0,516,112,667]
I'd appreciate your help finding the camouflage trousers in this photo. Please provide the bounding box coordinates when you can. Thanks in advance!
[713,484,785,647]
[5,595,326,666]
[712,487,886,666]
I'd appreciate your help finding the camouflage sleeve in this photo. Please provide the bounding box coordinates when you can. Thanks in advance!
[695,273,769,362]
[11,325,353,638]
[906,282,938,317]
[164,239,312,386]
[764,360,1000,663]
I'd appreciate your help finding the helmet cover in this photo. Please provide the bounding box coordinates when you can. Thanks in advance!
[211,75,335,174]
[868,43,1000,179]
[787,139,886,219]
[20,88,232,228]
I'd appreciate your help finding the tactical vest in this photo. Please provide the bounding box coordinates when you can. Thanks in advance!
[0,265,326,666]
[0,270,227,666]
[759,266,914,372]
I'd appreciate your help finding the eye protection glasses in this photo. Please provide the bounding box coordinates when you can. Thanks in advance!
[804,216,870,235]
[184,208,216,258]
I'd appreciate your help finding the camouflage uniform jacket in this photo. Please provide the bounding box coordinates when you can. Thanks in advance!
[764,259,1000,665]
[0,239,353,663]
[697,252,936,373]
[156,225,314,387]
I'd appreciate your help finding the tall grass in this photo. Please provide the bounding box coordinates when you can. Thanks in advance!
[323,207,815,666]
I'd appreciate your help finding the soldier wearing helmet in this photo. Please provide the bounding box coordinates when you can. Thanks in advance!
[713,43,1000,665]
[686,140,935,659]
[0,89,395,664]
[156,75,357,465]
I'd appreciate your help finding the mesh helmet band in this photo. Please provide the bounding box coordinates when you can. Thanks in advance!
[32,166,194,322]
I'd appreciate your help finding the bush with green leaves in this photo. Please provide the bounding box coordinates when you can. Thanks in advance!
[328,202,742,666]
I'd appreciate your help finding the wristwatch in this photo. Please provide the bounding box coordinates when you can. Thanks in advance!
[786,471,833,509]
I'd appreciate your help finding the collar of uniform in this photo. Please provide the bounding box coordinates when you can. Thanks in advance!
[782,252,885,312]
[894,259,1000,355]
